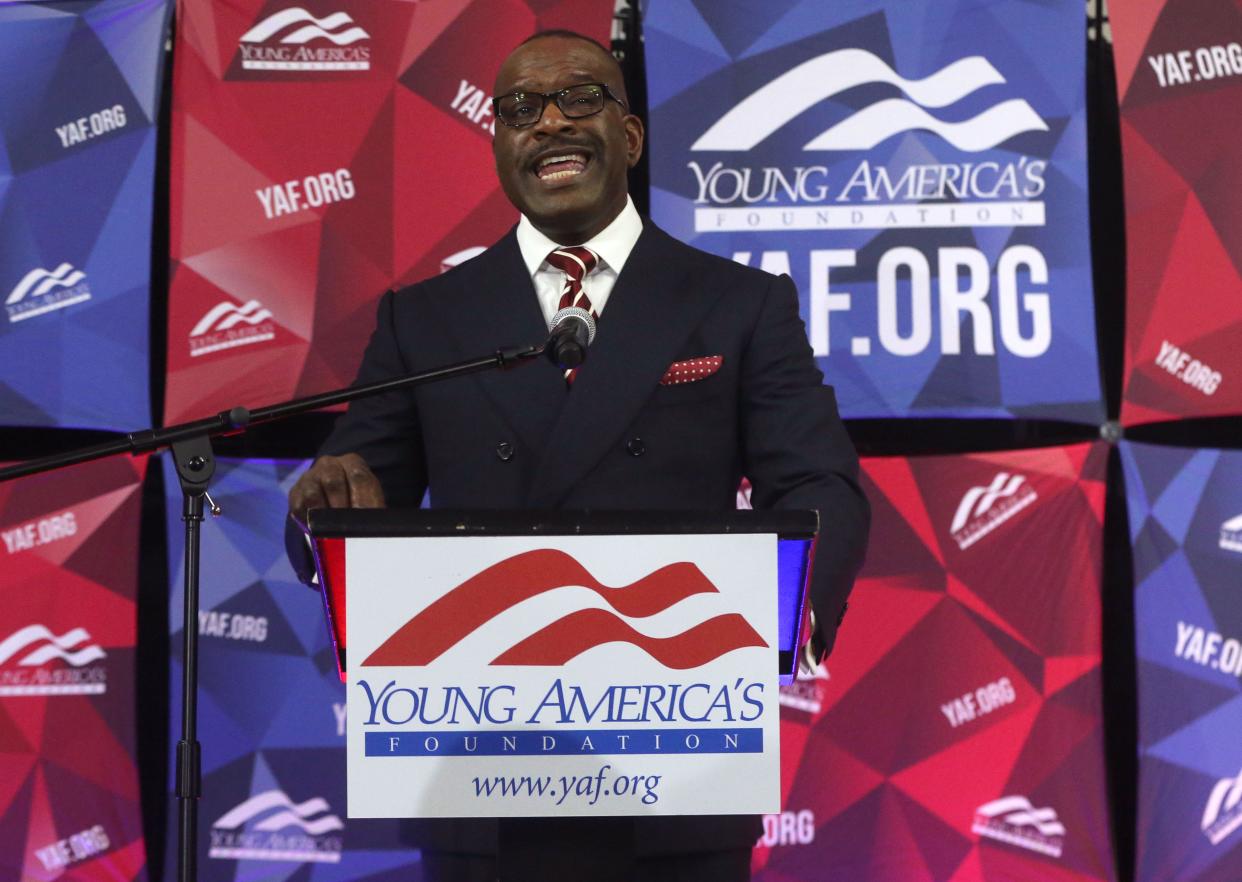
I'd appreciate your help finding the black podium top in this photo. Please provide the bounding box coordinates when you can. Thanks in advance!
[306,508,819,539]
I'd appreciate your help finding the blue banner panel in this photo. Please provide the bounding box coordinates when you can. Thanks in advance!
[1122,442,1242,882]
[164,457,423,880]
[0,0,168,429]
[645,0,1101,421]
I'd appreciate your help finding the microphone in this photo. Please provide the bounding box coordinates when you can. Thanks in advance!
[545,306,596,369]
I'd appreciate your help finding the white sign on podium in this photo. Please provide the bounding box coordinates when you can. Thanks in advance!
[345,533,780,818]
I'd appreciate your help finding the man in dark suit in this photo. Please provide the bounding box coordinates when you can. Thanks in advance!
[288,29,869,882]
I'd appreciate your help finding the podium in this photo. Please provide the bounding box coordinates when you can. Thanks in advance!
[304,509,817,820]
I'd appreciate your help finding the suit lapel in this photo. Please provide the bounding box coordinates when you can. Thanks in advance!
[526,225,723,508]
[442,230,567,455]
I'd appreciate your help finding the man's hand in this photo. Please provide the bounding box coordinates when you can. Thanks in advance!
[288,453,386,524]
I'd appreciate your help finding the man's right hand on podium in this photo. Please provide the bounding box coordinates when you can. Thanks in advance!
[287,453,386,524]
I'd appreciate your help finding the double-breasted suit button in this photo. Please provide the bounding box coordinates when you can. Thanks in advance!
[626,438,645,457]
[495,441,514,462]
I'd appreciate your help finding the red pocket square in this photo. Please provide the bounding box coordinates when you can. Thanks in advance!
[659,355,723,385]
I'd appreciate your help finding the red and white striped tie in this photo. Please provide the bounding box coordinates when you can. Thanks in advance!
[546,246,600,317]
[545,246,600,386]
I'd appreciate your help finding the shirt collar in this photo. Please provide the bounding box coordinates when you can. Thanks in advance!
[516,195,643,278]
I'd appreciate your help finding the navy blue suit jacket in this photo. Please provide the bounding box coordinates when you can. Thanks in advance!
[291,221,869,856]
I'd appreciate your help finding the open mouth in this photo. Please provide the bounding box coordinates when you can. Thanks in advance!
[534,151,590,182]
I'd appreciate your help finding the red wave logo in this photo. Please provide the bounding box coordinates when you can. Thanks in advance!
[362,549,767,668]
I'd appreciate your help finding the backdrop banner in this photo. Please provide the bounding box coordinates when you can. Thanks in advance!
[164,456,427,879]
[1113,1,1242,424]
[0,456,148,880]
[0,0,169,429]
[165,0,611,424]
[753,444,1114,881]
[1122,441,1242,882]
[644,0,1101,421]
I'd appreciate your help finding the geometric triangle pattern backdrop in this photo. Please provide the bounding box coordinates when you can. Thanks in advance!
[1121,442,1242,882]
[163,456,429,881]
[0,455,149,881]
[644,0,1103,422]
[165,0,611,424]
[754,444,1115,882]
[1113,1,1242,424]
[0,0,170,430]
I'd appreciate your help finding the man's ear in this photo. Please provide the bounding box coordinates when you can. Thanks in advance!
[624,114,644,168]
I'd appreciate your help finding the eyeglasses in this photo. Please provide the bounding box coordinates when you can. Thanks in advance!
[493,83,626,128]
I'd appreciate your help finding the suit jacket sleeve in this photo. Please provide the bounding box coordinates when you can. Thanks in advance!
[284,289,429,584]
[318,289,429,506]
[739,272,870,656]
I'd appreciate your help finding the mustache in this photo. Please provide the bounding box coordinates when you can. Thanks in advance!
[526,139,596,163]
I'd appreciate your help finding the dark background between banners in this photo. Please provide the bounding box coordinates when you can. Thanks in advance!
[1,1,1240,881]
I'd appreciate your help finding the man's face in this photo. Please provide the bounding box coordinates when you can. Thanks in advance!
[492,36,643,244]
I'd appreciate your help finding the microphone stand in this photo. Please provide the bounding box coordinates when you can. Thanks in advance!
[0,341,545,882]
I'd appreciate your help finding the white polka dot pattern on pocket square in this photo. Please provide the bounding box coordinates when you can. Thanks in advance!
[659,355,724,385]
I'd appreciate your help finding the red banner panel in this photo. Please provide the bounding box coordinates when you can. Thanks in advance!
[166,0,612,423]
[755,444,1114,882]
[0,456,148,881]
[1114,0,1242,424]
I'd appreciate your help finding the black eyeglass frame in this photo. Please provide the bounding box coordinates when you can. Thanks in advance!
[492,82,628,128]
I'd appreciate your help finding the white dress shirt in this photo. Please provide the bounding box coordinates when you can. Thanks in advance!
[515,195,643,326]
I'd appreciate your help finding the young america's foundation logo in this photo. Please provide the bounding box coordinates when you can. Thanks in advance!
[1203,768,1242,846]
[950,472,1038,550]
[189,299,275,357]
[209,789,344,863]
[5,264,92,323]
[0,625,107,696]
[692,49,1047,153]
[238,7,371,71]
[363,549,768,668]
[685,48,1053,243]
[972,795,1066,858]
[1220,514,1242,554]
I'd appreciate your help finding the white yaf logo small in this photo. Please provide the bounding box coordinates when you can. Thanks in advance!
[1219,513,1242,553]
[950,472,1038,550]
[1203,768,1242,845]
[5,263,91,323]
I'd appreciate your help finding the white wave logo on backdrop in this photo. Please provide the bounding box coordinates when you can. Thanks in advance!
[692,48,1048,153]
[972,795,1066,857]
[1219,513,1242,553]
[210,789,344,862]
[0,626,105,667]
[1203,768,1242,846]
[5,263,92,323]
[238,7,371,71]
[0,625,107,696]
[240,8,368,46]
[950,472,1038,550]
[189,299,275,357]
